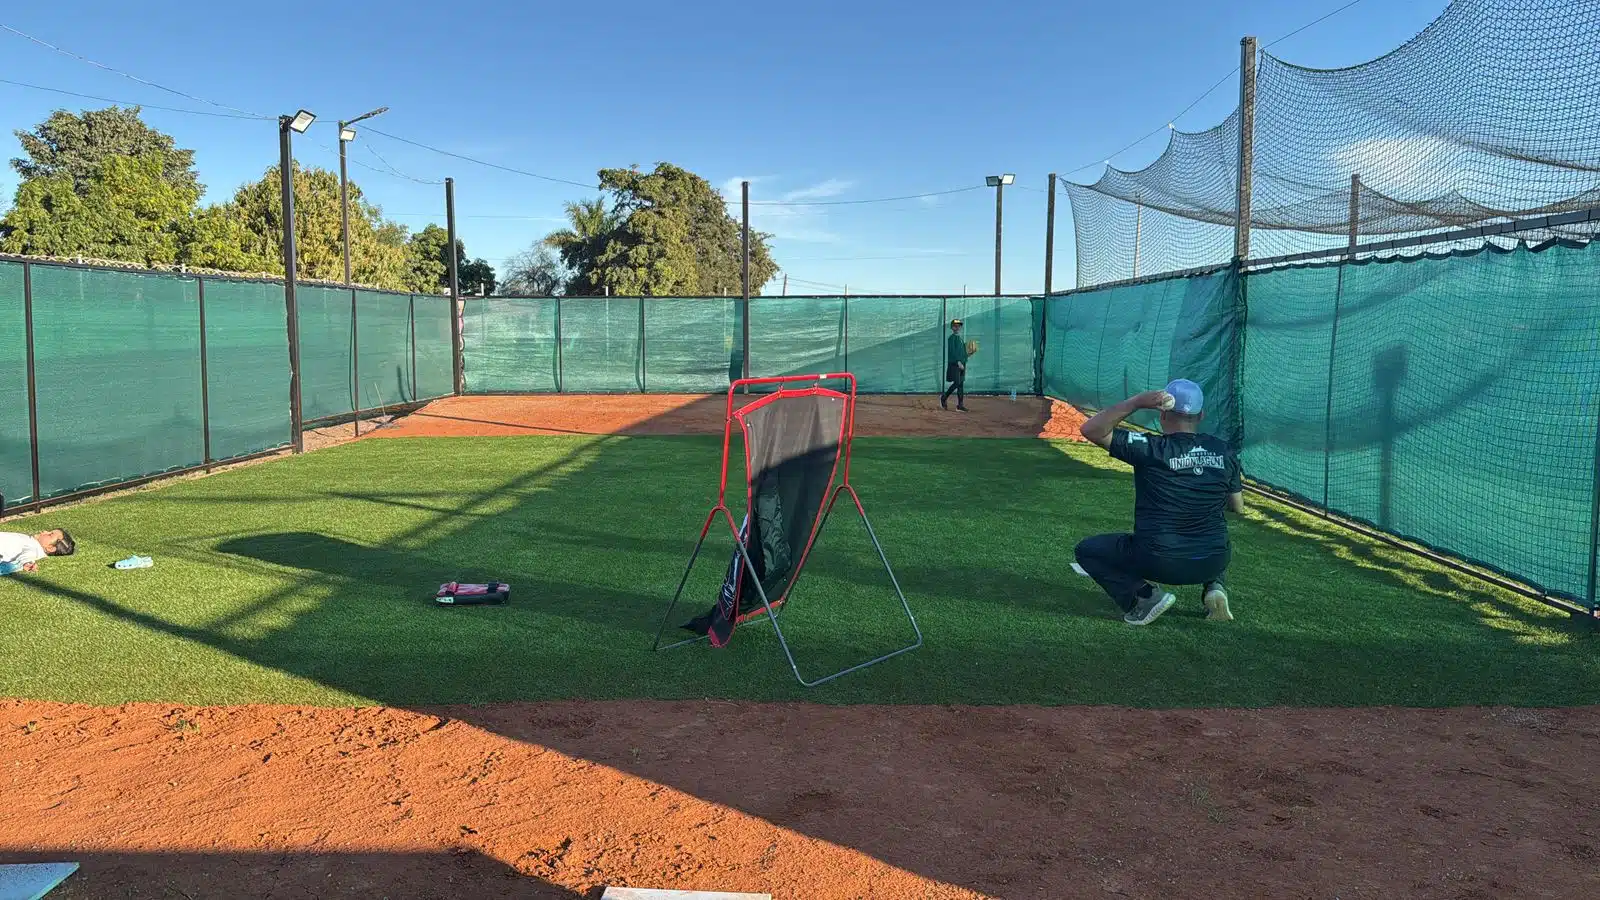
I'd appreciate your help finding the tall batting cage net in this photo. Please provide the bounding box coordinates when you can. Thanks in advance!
[1050,0,1600,615]
[1068,0,1600,287]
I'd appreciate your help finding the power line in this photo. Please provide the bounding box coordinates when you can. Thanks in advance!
[739,185,986,207]
[0,23,271,119]
[0,76,263,119]
[361,139,443,185]
[364,127,598,190]
[1060,0,1370,178]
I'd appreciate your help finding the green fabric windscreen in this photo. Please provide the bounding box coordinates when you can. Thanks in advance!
[0,262,31,505]
[642,297,739,392]
[463,298,558,392]
[355,289,414,410]
[748,297,846,380]
[413,294,454,399]
[559,298,643,393]
[202,278,290,460]
[845,297,945,393]
[945,297,1043,395]
[296,285,354,422]
[28,265,204,498]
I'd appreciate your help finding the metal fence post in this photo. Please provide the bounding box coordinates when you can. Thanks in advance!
[555,295,564,393]
[446,177,463,395]
[409,294,418,402]
[843,295,850,372]
[1235,35,1258,262]
[351,287,361,437]
[198,277,212,470]
[1348,174,1362,258]
[638,297,647,392]
[1589,402,1600,611]
[22,262,41,506]
[741,181,751,387]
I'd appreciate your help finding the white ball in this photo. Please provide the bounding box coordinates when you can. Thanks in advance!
[1158,393,1176,411]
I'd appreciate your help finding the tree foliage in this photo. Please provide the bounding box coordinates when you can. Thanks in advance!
[541,164,780,296]
[500,244,567,296]
[12,106,200,196]
[1,152,199,265]
[405,223,496,294]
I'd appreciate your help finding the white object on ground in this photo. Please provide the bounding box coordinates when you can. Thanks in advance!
[0,862,79,899]
[1070,562,1090,577]
[601,890,772,900]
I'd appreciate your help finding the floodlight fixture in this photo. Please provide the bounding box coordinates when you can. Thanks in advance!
[340,127,357,142]
[286,109,316,133]
[1000,173,1015,185]
[985,175,1000,187]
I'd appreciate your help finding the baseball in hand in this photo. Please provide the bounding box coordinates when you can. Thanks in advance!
[1157,392,1176,411]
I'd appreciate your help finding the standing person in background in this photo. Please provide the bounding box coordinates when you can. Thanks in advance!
[941,318,969,411]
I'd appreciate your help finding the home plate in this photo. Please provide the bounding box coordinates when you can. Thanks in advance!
[0,862,79,899]
[601,883,771,890]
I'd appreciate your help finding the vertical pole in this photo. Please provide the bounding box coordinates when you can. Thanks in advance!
[781,273,788,296]
[1347,174,1362,258]
[279,119,305,454]
[198,277,212,469]
[554,295,564,392]
[1044,173,1057,296]
[741,180,751,383]
[409,295,418,402]
[638,297,647,392]
[446,177,463,395]
[1589,404,1600,611]
[352,287,360,436]
[340,137,353,286]
[1235,35,1258,263]
[1040,173,1057,396]
[22,263,41,505]
[1132,202,1144,278]
[994,182,1004,295]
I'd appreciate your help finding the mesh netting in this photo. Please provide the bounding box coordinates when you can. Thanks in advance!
[463,298,559,392]
[203,279,291,460]
[0,262,31,505]
[1069,0,1600,286]
[641,297,740,392]
[29,266,205,498]
[561,298,645,393]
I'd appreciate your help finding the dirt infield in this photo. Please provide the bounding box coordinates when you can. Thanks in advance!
[368,393,1088,440]
[3,700,1597,899]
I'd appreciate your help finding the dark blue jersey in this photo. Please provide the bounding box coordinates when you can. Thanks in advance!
[1109,429,1242,558]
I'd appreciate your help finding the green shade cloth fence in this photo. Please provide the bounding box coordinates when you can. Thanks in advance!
[0,259,450,506]
[1043,241,1600,609]
[462,295,1044,394]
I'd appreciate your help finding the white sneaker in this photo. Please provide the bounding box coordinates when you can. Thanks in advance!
[1204,583,1233,621]
[1124,588,1177,626]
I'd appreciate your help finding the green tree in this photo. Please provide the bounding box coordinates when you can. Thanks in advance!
[405,223,497,294]
[542,198,619,295]
[501,244,566,296]
[544,164,778,296]
[1,152,199,265]
[187,164,411,289]
[12,106,200,196]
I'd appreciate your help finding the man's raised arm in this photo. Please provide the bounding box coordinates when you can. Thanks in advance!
[1080,390,1170,449]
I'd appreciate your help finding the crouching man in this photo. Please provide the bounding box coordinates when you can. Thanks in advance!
[1075,379,1243,625]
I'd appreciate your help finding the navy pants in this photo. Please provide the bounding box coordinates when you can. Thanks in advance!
[1074,533,1229,614]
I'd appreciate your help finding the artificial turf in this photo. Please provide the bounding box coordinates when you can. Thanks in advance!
[0,435,1595,708]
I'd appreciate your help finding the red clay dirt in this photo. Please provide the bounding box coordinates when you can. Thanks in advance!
[368,394,1089,440]
[2,701,1597,899]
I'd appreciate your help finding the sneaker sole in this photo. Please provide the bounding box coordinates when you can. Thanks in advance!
[1125,592,1177,626]
[1204,589,1233,621]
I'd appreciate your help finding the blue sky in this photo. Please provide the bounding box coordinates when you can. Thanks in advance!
[1,0,1448,294]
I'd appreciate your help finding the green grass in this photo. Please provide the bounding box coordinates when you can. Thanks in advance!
[0,435,1595,708]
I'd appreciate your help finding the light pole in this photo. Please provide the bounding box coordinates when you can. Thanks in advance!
[985,174,1014,295]
[337,107,389,286]
[280,109,316,453]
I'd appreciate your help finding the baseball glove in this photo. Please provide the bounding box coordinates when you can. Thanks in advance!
[965,339,979,356]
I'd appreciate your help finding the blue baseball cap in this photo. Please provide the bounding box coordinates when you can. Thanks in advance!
[1165,378,1204,414]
